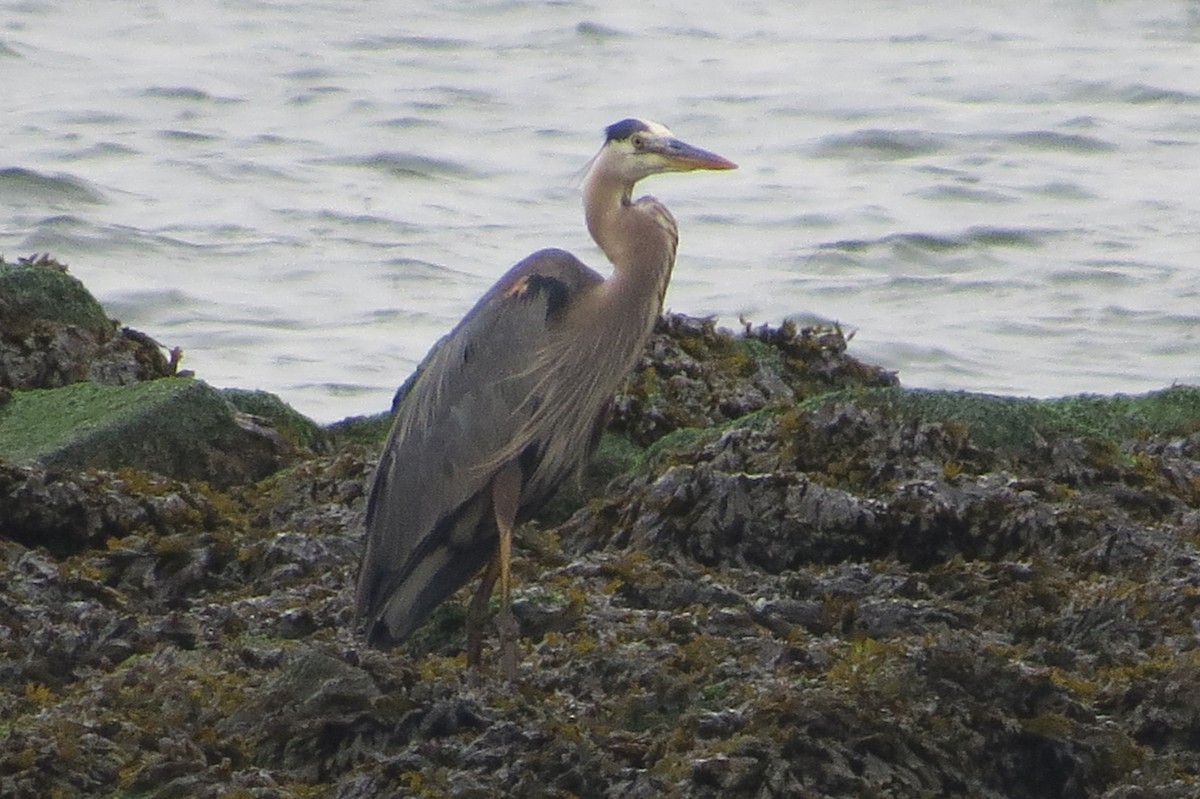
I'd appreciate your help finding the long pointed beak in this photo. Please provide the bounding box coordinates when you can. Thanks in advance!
[656,137,738,171]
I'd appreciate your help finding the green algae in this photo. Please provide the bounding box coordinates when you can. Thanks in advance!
[803,385,1200,451]
[645,426,719,464]
[323,411,393,449]
[223,388,325,451]
[0,377,288,486]
[0,378,202,463]
[591,431,647,481]
[0,258,112,337]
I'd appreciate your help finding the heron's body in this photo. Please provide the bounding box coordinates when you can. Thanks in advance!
[355,119,734,672]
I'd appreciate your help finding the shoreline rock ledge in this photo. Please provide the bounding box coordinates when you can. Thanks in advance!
[2,256,1198,799]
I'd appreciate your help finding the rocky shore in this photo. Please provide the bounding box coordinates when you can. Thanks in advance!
[2,256,1198,798]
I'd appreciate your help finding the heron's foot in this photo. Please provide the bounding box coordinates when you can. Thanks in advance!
[496,607,519,681]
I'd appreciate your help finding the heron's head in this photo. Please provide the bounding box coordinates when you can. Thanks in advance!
[589,118,737,187]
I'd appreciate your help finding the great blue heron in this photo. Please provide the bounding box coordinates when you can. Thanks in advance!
[355,118,736,676]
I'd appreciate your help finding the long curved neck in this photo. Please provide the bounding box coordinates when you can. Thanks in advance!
[583,167,678,321]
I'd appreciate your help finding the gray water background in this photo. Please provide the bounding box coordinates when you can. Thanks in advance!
[4,1,1199,423]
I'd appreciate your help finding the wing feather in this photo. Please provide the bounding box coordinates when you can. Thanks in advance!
[355,248,603,643]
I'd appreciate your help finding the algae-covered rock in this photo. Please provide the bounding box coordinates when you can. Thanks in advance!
[0,377,293,487]
[806,384,1200,454]
[0,255,110,335]
[0,255,314,488]
[612,314,897,446]
[223,387,326,452]
[323,410,394,450]
[561,385,1200,572]
[0,255,174,389]
[0,461,234,556]
[2,263,1199,798]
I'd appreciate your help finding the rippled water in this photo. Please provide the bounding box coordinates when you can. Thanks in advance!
[4,1,1199,422]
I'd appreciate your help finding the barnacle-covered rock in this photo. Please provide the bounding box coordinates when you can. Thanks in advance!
[2,263,1199,799]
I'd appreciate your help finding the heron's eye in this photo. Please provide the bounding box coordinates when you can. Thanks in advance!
[630,134,645,150]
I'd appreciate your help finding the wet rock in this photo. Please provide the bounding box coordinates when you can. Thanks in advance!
[0,255,174,389]
[611,314,897,446]
[224,387,327,452]
[0,378,295,487]
[1,266,1199,799]
[564,385,1200,574]
[569,463,874,570]
[0,461,231,555]
[0,256,310,488]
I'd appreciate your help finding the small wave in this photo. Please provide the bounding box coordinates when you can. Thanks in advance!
[383,257,467,282]
[1124,84,1200,104]
[1004,130,1116,154]
[279,209,421,245]
[301,208,420,231]
[346,152,480,180]
[282,67,338,81]
[343,34,467,52]
[0,167,106,206]
[1074,259,1175,281]
[19,215,202,255]
[68,142,140,160]
[1068,80,1200,105]
[1048,266,1142,287]
[288,85,349,106]
[60,110,133,126]
[965,227,1047,248]
[992,320,1070,338]
[103,288,206,320]
[1026,181,1095,200]
[576,21,625,40]
[158,129,220,143]
[379,116,441,130]
[298,382,378,399]
[916,185,1018,204]
[142,86,241,104]
[821,226,1047,253]
[813,129,949,160]
[416,85,493,109]
[886,274,948,289]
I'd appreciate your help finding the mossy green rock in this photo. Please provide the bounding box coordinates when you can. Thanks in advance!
[0,258,111,337]
[0,377,294,487]
[803,385,1200,451]
[223,387,326,452]
[0,257,174,389]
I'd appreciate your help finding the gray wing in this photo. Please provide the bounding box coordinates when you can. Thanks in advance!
[355,247,603,645]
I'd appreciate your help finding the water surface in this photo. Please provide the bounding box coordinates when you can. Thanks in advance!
[4,1,1198,421]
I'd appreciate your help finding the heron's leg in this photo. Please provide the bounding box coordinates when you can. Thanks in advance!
[466,556,500,668]
[491,463,522,680]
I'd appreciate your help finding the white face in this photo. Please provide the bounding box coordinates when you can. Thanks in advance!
[584,119,735,189]
[609,120,680,182]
